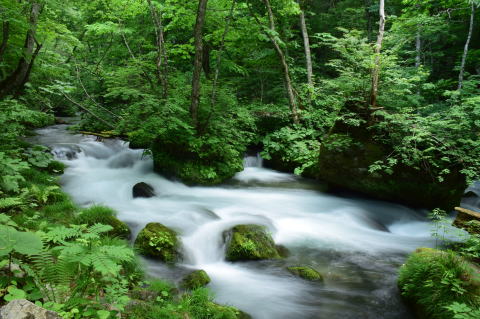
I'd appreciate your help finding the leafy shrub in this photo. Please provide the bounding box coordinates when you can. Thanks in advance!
[262,126,321,175]
[75,205,131,239]
[398,248,480,319]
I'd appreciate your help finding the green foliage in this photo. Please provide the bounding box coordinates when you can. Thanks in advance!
[398,248,480,319]
[75,205,131,239]
[262,126,320,175]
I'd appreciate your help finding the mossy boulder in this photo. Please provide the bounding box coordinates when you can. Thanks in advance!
[75,205,131,239]
[181,270,211,290]
[151,136,245,186]
[316,101,466,210]
[134,222,180,262]
[206,302,252,319]
[225,224,281,261]
[287,266,323,282]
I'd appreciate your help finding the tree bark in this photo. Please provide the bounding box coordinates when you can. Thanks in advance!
[190,0,209,128]
[364,0,373,42]
[298,1,313,89]
[458,3,475,91]
[0,2,42,97]
[0,21,10,62]
[253,0,299,124]
[146,0,169,98]
[369,0,385,109]
[415,30,421,68]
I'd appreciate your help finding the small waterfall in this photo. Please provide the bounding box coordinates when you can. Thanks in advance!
[243,153,263,168]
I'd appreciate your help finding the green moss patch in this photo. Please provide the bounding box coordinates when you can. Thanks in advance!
[134,222,180,262]
[287,266,323,282]
[225,224,281,261]
[181,270,211,290]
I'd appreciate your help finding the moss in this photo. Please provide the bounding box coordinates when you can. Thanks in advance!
[225,224,281,261]
[134,223,180,262]
[151,137,245,186]
[75,205,131,239]
[316,102,466,210]
[205,302,252,319]
[181,270,211,290]
[398,248,480,319]
[287,266,324,282]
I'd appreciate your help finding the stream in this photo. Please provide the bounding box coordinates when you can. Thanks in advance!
[30,121,438,319]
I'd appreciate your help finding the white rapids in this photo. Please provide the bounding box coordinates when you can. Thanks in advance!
[31,122,439,319]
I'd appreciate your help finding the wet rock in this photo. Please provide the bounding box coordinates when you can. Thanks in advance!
[275,244,290,258]
[225,224,281,261]
[0,299,61,319]
[181,270,211,290]
[206,302,252,319]
[132,182,155,198]
[453,207,480,234]
[287,266,324,282]
[134,222,180,262]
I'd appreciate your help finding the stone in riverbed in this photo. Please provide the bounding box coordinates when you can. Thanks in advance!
[0,299,61,319]
[287,266,324,282]
[132,182,155,198]
[134,222,180,262]
[453,206,480,234]
[181,270,211,290]
[225,224,281,261]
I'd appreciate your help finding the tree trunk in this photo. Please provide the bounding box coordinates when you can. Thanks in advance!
[458,3,475,91]
[0,21,10,62]
[260,0,299,124]
[190,0,209,128]
[298,1,313,89]
[146,0,169,98]
[369,0,385,109]
[415,30,421,68]
[0,2,42,97]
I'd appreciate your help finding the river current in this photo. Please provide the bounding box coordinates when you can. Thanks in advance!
[31,122,437,319]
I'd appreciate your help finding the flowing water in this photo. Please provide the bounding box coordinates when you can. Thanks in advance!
[30,122,439,319]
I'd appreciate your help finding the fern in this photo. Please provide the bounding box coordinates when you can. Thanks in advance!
[0,197,23,210]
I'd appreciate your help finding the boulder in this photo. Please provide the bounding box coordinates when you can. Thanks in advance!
[0,299,61,319]
[134,223,180,262]
[132,182,155,198]
[225,224,281,261]
[453,207,480,234]
[181,270,211,290]
[316,100,466,210]
[287,266,324,282]
[206,302,252,319]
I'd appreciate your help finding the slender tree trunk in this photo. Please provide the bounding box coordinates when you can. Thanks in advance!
[259,0,299,124]
[0,21,10,62]
[458,3,475,91]
[0,2,42,97]
[146,0,169,98]
[415,30,421,68]
[190,0,209,128]
[298,1,313,89]
[369,0,385,109]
